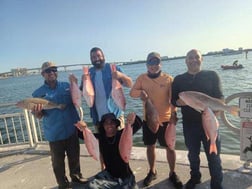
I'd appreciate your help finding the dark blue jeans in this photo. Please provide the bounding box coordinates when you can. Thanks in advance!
[87,170,138,189]
[183,123,223,189]
[49,133,81,186]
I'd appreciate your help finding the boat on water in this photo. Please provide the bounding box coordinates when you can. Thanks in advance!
[221,64,244,70]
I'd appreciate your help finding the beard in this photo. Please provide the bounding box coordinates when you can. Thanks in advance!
[92,59,105,69]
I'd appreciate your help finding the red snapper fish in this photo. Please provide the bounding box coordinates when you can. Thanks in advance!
[118,113,135,163]
[165,123,176,150]
[111,64,126,111]
[69,74,82,107]
[82,66,95,107]
[202,107,219,154]
[179,91,239,116]
[145,99,162,133]
[75,121,100,161]
[16,98,65,110]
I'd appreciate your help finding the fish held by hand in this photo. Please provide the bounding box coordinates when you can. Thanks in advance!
[16,98,66,110]
[111,64,126,111]
[145,99,162,133]
[179,91,239,116]
[202,107,219,154]
[82,66,95,108]
[69,73,82,107]
[119,112,135,163]
[165,123,176,150]
[75,121,100,161]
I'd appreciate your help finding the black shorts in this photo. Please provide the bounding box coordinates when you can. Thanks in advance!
[142,121,168,147]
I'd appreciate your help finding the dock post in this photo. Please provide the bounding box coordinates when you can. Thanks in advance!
[23,109,34,147]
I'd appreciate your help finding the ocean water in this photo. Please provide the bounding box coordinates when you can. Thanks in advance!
[1,52,252,155]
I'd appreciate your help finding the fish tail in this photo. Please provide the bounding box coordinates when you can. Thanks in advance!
[228,105,240,116]
[83,66,88,75]
[209,144,218,155]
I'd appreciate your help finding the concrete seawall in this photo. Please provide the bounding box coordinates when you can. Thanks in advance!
[0,144,251,189]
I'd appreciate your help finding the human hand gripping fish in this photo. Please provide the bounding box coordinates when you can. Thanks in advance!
[75,121,100,161]
[31,103,44,119]
[119,112,135,163]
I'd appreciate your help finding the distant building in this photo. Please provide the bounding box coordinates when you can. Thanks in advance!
[222,48,243,56]
[11,68,28,77]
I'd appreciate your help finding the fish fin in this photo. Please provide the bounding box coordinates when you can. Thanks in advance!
[229,105,240,116]
[206,135,210,141]
[204,131,210,141]
[83,66,89,75]
[209,144,218,155]
[59,104,66,110]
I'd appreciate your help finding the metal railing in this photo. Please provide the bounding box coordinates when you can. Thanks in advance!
[220,92,252,134]
[0,103,45,149]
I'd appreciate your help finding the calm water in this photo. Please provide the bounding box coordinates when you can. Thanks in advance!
[1,52,252,155]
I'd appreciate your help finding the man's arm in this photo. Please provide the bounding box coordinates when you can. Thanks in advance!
[112,70,133,88]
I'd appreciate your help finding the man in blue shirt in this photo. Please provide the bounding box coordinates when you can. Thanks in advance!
[32,61,86,189]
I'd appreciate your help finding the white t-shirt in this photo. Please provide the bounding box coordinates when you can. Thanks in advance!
[94,70,109,121]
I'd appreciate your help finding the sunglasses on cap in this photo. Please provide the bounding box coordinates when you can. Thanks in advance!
[44,67,57,73]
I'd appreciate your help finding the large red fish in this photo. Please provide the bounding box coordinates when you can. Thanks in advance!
[202,107,219,154]
[145,99,161,133]
[75,121,100,161]
[118,113,135,163]
[179,91,239,116]
[69,74,82,107]
[82,66,95,108]
[111,64,126,111]
[165,123,176,150]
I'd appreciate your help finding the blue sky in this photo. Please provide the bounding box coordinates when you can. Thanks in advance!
[1,0,252,72]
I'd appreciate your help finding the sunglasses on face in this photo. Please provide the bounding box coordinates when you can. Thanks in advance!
[44,68,57,73]
[147,58,160,66]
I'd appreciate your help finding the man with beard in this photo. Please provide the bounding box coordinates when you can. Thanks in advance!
[80,47,133,133]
